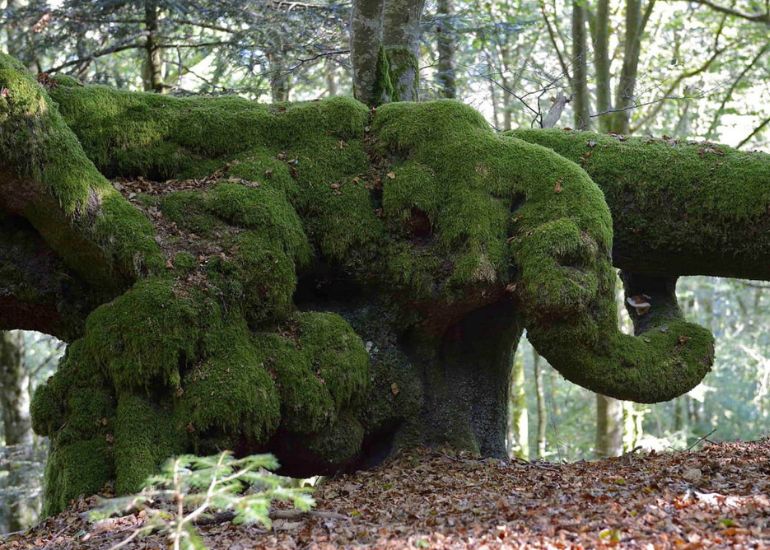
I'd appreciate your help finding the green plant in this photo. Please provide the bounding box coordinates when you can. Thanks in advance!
[90,452,314,550]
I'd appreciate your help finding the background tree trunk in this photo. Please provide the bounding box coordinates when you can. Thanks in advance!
[571,0,591,130]
[591,0,612,132]
[533,349,548,459]
[0,331,36,531]
[509,353,529,459]
[350,0,386,105]
[382,0,426,101]
[610,0,654,133]
[143,0,165,93]
[595,394,623,457]
[435,0,457,99]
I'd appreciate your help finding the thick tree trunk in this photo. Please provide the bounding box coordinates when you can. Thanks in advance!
[350,0,386,105]
[382,0,426,101]
[435,0,457,99]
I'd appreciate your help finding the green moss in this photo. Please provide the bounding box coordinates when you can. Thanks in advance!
[160,191,222,236]
[43,438,113,516]
[179,321,280,444]
[302,412,365,467]
[82,278,200,391]
[206,182,310,263]
[0,53,163,284]
[509,128,770,279]
[172,251,197,274]
[251,312,369,435]
[114,393,186,494]
[30,383,63,437]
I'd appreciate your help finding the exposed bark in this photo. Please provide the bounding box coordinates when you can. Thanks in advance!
[382,0,426,101]
[571,0,591,130]
[610,0,655,133]
[0,331,30,446]
[0,330,36,531]
[268,50,292,103]
[595,394,623,458]
[435,0,457,99]
[350,0,386,105]
[533,349,547,459]
[591,0,612,132]
[143,0,165,93]
[509,352,529,459]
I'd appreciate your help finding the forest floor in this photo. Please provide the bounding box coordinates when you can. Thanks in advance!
[3,439,769,549]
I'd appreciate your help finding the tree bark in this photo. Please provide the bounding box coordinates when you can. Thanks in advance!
[571,0,591,130]
[533,349,547,459]
[350,0,386,106]
[143,0,165,93]
[610,0,654,133]
[591,0,612,132]
[509,352,529,459]
[435,0,457,99]
[382,0,426,101]
[595,394,623,457]
[0,330,36,530]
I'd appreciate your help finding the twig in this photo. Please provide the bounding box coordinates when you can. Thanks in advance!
[687,428,717,451]
[193,508,350,526]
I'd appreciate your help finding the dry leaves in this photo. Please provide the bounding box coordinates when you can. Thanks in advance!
[4,439,769,549]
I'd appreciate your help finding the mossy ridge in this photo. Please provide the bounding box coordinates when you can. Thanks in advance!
[0,53,162,286]
[508,128,770,279]
[114,393,187,494]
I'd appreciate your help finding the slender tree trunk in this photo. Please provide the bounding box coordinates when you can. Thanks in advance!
[268,50,291,103]
[509,353,529,459]
[571,0,591,130]
[435,0,457,98]
[610,0,655,133]
[533,349,547,459]
[382,0,426,101]
[326,58,338,97]
[351,0,386,105]
[595,394,623,458]
[143,0,165,93]
[592,0,612,132]
[0,331,35,531]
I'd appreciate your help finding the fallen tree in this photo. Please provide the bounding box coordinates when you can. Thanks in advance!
[1,53,768,514]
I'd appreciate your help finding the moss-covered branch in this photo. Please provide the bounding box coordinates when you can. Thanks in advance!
[0,53,162,294]
[509,129,770,280]
[5,60,764,512]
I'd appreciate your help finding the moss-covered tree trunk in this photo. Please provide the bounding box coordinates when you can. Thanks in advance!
[2,54,768,515]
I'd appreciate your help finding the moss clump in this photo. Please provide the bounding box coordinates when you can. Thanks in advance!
[43,438,113,516]
[302,412,365,467]
[114,393,186,494]
[179,321,281,445]
[250,311,369,436]
[81,278,200,391]
[0,53,163,286]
